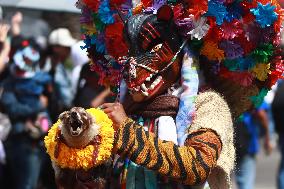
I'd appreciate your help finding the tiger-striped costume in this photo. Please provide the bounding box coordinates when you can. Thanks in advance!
[115,122,221,185]
[114,91,234,189]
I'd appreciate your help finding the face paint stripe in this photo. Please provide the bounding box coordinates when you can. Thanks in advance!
[140,32,151,42]
[140,23,160,50]
[155,52,162,61]
[159,48,169,61]
[135,56,149,63]
[142,25,157,39]
[147,22,161,37]
[164,42,174,54]
[161,46,171,56]
[140,32,151,49]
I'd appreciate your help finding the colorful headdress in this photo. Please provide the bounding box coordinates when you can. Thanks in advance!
[77,0,284,115]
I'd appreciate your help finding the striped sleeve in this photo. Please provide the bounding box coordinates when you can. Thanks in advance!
[113,120,222,185]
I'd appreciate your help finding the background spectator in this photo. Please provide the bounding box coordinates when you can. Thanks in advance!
[0,38,51,189]
[41,28,76,123]
[0,109,11,188]
[272,80,284,189]
[234,102,273,189]
[70,40,89,93]
[73,63,111,108]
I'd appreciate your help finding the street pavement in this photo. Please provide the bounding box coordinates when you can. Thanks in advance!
[232,141,281,189]
[255,147,280,189]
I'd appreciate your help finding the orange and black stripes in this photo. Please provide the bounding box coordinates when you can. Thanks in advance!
[114,120,222,185]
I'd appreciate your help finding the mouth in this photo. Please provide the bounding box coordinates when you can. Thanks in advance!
[130,74,164,98]
[70,112,84,136]
[70,125,83,136]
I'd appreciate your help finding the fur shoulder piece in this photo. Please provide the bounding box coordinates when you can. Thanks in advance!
[188,90,235,189]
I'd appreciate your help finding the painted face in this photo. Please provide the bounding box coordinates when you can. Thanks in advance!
[121,8,183,102]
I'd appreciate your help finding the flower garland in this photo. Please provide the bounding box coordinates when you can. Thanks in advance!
[44,108,114,170]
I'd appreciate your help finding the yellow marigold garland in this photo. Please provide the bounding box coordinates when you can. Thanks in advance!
[44,108,114,170]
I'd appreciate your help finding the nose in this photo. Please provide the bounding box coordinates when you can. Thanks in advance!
[71,112,78,119]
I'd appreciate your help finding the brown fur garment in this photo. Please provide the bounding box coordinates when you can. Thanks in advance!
[53,159,113,189]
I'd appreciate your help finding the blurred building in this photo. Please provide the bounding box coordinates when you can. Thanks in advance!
[0,0,81,44]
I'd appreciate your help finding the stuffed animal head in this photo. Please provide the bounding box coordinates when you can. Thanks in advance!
[59,107,100,148]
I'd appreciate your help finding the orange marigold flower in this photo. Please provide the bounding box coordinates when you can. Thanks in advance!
[133,3,144,15]
[200,41,225,62]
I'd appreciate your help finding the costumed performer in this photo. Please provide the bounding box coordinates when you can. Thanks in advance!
[50,0,284,188]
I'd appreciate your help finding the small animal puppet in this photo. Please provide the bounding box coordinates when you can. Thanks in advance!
[44,107,114,189]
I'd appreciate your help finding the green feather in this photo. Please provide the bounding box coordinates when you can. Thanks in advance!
[250,88,269,107]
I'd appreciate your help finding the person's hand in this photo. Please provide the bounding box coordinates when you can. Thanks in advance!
[25,119,42,139]
[2,39,11,54]
[40,95,48,108]
[100,102,128,131]
[0,24,11,72]
[0,23,10,42]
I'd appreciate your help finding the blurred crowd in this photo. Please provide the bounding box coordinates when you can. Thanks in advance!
[0,9,111,189]
[0,7,284,189]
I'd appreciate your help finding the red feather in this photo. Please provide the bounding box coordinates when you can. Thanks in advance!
[83,0,100,11]
[105,22,128,58]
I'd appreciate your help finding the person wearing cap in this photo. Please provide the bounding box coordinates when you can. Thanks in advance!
[0,38,52,189]
[48,28,77,64]
[41,28,76,123]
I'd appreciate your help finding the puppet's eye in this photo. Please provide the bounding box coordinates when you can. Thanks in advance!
[150,44,163,53]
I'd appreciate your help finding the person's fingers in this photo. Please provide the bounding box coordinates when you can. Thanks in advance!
[115,102,124,109]
[101,102,122,109]
[102,107,115,114]
[4,25,10,32]
[115,102,122,106]
[106,112,116,118]
[113,102,122,110]
[100,103,116,109]
[0,24,10,42]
